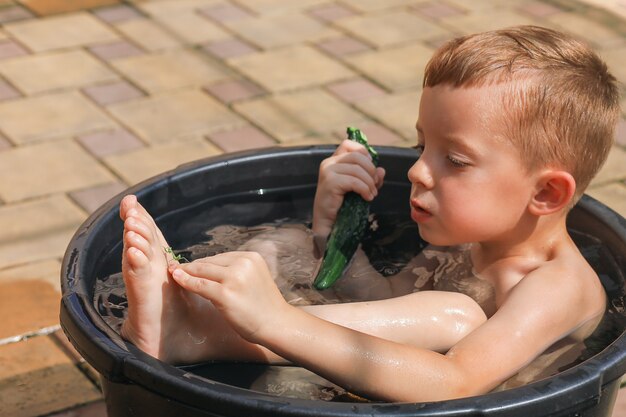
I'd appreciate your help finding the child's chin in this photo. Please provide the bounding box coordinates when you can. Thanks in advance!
[417,228,460,247]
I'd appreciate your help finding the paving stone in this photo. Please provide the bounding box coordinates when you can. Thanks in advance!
[154,12,230,45]
[0,132,11,150]
[104,136,221,185]
[47,400,107,417]
[82,80,144,106]
[0,258,62,292]
[78,129,144,158]
[108,89,244,143]
[0,227,76,269]
[0,139,115,202]
[18,0,120,16]
[444,0,527,12]
[0,335,102,417]
[616,118,626,148]
[586,182,626,219]
[137,0,220,17]
[590,145,626,186]
[354,90,421,140]
[280,136,336,147]
[207,125,276,153]
[0,5,34,23]
[115,18,181,51]
[229,45,354,93]
[0,193,86,268]
[92,4,143,23]
[202,38,258,59]
[233,89,368,142]
[307,3,356,22]
[413,1,466,19]
[88,40,144,61]
[326,78,386,104]
[111,48,230,93]
[0,91,117,144]
[0,281,60,340]
[0,194,84,246]
[599,46,626,86]
[0,40,29,60]
[315,36,372,57]
[0,78,21,101]
[0,49,118,95]
[339,0,418,12]
[69,182,128,212]
[223,12,340,49]
[517,1,563,18]
[234,0,327,15]
[547,12,624,49]
[3,12,119,52]
[346,43,433,91]
[204,79,264,104]
[335,10,449,48]
[440,9,535,34]
[199,3,253,22]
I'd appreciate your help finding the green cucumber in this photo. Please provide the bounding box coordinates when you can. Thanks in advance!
[313,127,379,290]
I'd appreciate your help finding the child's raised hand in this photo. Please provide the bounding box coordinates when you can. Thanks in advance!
[313,139,385,238]
[169,252,289,343]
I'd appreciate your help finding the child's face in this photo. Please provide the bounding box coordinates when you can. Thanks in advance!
[408,84,536,246]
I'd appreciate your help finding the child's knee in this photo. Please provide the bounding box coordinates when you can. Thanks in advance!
[446,293,488,339]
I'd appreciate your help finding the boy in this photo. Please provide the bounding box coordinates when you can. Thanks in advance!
[118,25,620,402]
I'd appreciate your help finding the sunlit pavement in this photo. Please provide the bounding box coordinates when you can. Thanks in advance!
[0,0,623,415]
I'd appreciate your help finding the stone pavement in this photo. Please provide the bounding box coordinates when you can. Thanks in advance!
[0,0,623,416]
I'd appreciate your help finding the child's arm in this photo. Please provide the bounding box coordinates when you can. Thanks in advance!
[312,140,385,239]
[171,254,603,402]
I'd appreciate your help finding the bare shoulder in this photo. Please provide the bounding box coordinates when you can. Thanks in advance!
[504,250,606,340]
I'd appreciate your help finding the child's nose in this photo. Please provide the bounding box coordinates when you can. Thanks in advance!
[407,157,434,189]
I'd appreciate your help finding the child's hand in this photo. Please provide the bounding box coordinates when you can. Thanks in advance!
[169,252,289,343]
[313,140,385,238]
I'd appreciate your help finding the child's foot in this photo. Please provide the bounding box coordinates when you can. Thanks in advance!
[119,195,209,363]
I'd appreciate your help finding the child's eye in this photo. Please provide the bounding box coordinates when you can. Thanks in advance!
[447,155,468,168]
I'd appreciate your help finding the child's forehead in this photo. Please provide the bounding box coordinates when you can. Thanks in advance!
[417,85,509,134]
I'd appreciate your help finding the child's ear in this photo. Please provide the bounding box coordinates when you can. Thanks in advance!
[528,170,576,216]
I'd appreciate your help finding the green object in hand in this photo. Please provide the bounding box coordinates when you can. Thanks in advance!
[313,127,379,290]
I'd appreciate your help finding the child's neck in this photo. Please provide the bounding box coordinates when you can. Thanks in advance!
[471,212,572,273]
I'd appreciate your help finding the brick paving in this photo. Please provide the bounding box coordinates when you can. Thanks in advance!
[0,0,623,416]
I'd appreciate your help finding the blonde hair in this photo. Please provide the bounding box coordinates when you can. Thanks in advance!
[423,25,620,201]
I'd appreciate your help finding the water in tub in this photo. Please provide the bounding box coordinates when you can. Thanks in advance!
[94,205,625,402]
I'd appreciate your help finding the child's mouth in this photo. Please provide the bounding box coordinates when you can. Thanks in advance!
[410,200,432,223]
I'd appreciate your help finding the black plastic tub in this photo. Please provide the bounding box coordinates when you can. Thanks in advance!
[60,146,626,417]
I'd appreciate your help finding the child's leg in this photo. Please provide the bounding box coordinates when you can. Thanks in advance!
[300,290,486,353]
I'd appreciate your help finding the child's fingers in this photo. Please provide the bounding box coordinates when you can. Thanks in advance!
[334,139,371,159]
[333,174,376,201]
[173,261,229,283]
[190,251,247,266]
[171,268,221,299]
[375,167,386,189]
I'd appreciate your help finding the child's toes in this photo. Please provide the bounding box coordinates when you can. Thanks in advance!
[125,246,151,274]
[125,216,154,242]
[120,195,138,220]
[124,230,152,259]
